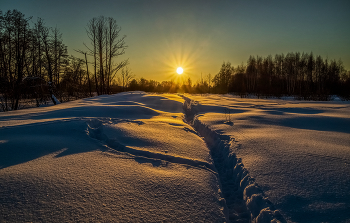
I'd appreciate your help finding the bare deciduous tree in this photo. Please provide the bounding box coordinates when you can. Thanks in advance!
[120,66,134,91]
[84,16,128,95]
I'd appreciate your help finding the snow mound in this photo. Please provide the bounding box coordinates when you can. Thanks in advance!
[86,118,215,172]
[182,96,286,223]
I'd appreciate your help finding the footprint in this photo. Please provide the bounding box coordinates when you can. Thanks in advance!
[86,119,103,139]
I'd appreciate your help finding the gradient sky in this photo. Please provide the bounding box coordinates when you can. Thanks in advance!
[2,0,350,82]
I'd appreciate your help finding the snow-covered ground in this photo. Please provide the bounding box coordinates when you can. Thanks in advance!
[0,92,227,222]
[1,92,348,222]
[186,94,350,223]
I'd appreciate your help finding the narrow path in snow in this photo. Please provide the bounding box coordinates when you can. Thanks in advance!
[182,96,286,223]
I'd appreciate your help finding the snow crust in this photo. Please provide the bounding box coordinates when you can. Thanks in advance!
[185,94,350,223]
[0,92,226,222]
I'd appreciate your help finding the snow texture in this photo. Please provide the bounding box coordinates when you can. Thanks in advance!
[184,94,350,223]
[0,92,227,222]
[1,92,349,222]
[182,96,286,223]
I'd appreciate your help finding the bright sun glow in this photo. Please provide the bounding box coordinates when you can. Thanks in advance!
[176,67,183,74]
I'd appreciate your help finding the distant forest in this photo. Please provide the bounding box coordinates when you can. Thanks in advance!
[128,54,350,100]
[213,53,350,100]
[1,10,350,112]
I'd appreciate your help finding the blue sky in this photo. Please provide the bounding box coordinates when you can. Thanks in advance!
[2,0,350,81]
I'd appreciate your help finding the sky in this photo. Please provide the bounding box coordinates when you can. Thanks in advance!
[1,0,350,82]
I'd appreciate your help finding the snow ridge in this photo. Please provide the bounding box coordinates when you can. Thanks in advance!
[182,96,286,223]
[86,119,216,172]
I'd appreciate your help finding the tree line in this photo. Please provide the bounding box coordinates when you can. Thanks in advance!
[214,53,350,100]
[125,52,350,100]
[0,9,128,111]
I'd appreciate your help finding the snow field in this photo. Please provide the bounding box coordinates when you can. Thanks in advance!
[2,92,348,222]
[0,92,227,222]
[183,96,286,223]
[0,150,226,222]
[185,94,350,223]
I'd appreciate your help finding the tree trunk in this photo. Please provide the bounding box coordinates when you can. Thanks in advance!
[84,52,92,97]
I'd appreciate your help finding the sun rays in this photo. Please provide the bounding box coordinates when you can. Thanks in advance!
[154,34,207,84]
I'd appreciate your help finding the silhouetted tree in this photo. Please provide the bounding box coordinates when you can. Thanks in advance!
[0,10,31,110]
[213,62,233,93]
[120,66,134,91]
[75,50,92,97]
[84,16,128,95]
[207,73,212,93]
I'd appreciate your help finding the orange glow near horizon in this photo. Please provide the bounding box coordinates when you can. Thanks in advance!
[153,35,206,83]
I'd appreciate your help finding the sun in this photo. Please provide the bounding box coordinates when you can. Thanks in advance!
[176,67,183,74]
